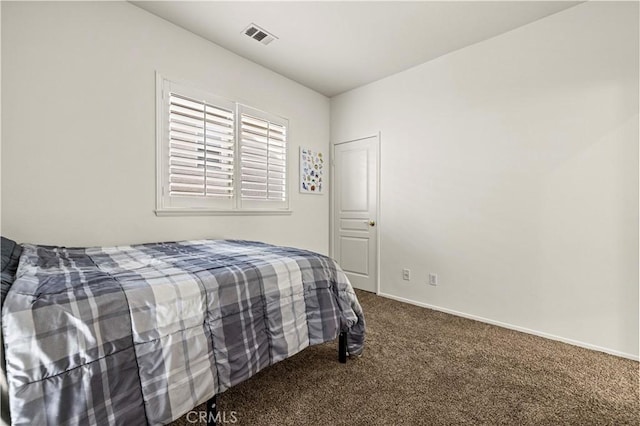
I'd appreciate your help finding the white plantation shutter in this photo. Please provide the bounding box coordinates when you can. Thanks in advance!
[168,94,235,198]
[157,76,290,214]
[239,106,288,209]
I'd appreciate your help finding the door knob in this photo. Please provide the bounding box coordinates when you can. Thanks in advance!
[369,220,376,227]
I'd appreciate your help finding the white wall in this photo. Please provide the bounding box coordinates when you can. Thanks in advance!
[331,2,639,358]
[1,1,330,254]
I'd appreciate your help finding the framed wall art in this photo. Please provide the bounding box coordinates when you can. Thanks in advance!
[300,147,324,194]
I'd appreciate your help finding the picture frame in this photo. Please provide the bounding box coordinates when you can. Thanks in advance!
[299,147,324,194]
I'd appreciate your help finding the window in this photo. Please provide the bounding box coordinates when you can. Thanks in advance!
[156,76,290,215]
[238,106,288,209]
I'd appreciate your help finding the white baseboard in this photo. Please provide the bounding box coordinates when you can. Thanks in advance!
[377,292,639,362]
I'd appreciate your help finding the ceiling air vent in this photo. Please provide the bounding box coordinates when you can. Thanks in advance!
[243,23,277,46]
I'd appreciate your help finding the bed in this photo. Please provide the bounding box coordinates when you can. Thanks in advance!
[0,238,365,425]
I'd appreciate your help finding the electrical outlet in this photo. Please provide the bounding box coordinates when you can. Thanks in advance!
[429,273,438,286]
[402,268,411,281]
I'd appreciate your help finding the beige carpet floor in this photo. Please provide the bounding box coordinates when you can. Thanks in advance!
[171,290,639,425]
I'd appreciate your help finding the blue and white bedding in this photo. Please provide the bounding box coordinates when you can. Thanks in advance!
[1,239,365,425]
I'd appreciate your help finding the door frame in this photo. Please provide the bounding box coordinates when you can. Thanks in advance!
[330,133,381,295]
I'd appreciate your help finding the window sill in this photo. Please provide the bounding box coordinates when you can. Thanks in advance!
[155,208,293,217]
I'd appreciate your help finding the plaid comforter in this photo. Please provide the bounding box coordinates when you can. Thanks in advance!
[2,239,365,425]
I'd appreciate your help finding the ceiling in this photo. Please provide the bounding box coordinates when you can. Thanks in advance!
[132,1,580,97]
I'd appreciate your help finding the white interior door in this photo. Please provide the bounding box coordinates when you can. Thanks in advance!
[332,136,378,293]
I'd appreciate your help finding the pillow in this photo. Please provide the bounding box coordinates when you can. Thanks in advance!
[1,237,22,306]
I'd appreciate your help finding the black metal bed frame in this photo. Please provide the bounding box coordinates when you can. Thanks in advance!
[205,331,348,426]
